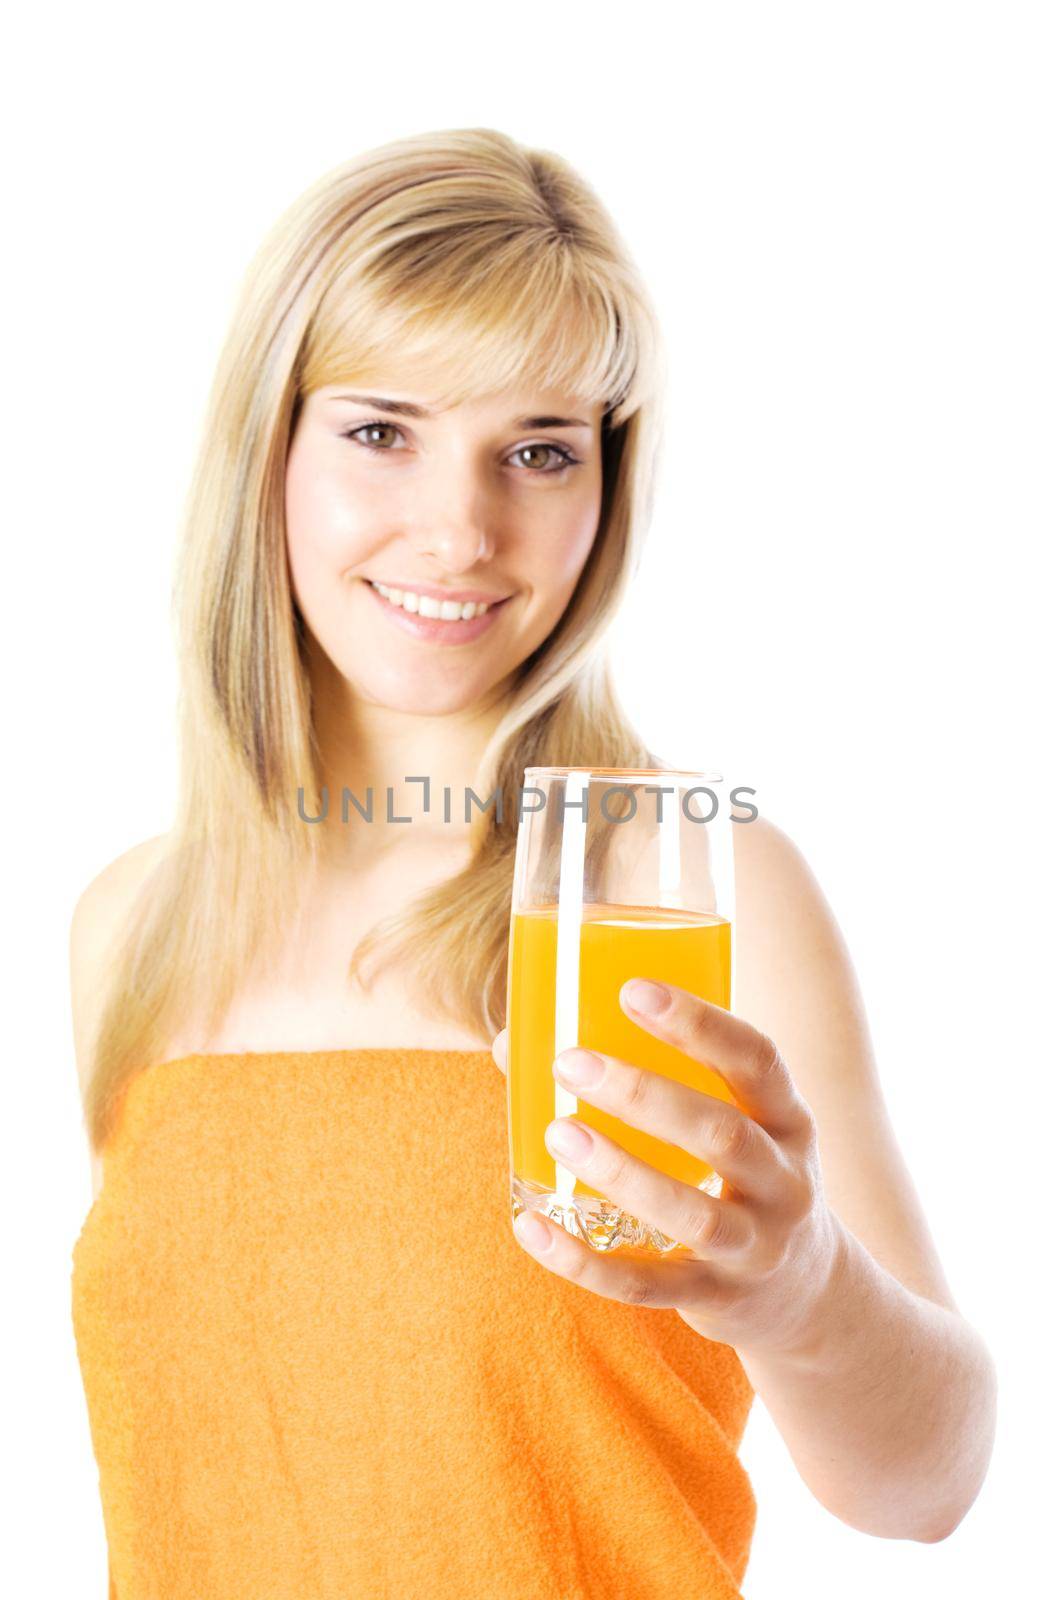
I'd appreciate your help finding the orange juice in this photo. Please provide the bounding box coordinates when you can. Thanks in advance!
[508,903,734,1205]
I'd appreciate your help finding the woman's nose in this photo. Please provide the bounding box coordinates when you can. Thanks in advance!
[406,463,496,570]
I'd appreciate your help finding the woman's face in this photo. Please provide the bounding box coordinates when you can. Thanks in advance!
[284,376,605,716]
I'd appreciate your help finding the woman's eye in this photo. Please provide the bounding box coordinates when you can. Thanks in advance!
[341,424,579,473]
[343,422,404,452]
[510,442,579,474]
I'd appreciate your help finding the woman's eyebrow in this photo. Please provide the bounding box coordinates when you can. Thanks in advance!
[325,393,593,429]
[516,414,593,430]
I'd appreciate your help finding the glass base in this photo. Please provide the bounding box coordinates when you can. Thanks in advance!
[511,1171,723,1259]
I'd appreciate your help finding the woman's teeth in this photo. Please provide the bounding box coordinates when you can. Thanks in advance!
[368,580,491,620]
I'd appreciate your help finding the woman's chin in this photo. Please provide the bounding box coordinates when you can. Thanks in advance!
[336,669,499,718]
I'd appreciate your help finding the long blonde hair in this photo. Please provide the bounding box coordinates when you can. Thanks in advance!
[82,126,669,1156]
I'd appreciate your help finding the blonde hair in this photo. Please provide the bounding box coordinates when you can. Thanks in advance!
[82,126,670,1156]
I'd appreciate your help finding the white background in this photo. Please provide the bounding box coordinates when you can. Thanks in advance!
[5,2,1044,1593]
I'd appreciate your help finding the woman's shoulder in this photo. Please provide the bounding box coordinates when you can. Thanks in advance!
[70,833,174,1200]
[69,833,172,973]
[69,833,172,1096]
[730,807,807,911]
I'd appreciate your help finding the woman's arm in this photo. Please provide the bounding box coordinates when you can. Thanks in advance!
[730,817,997,1540]
[503,814,997,1543]
[732,1208,996,1541]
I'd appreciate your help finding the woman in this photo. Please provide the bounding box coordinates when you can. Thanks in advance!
[69,127,995,1597]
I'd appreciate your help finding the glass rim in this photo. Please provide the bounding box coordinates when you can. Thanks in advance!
[523,766,724,783]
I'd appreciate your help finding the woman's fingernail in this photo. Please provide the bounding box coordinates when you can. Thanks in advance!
[553,1048,603,1087]
[546,1118,594,1160]
[624,978,671,1014]
[514,1212,553,1251]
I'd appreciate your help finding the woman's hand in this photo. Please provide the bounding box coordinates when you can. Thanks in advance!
[492,977,845,1361]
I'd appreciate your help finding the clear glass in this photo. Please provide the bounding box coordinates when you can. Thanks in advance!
[506,767,737,1259]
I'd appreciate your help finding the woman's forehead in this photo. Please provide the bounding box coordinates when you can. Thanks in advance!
[313,379,598,414]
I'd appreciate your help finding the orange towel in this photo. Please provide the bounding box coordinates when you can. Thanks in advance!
[71,1049,756,1597]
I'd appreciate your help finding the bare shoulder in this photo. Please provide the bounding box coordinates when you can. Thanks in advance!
[730,811,873,1091]
[731,811,861,1036]
[730,812,959,1312]
[69,834,172,1160]
[731,808,819,896]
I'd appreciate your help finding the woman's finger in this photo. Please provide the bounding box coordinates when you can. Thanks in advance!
[512,1207,734,1311]
[552,1045,785,1204]
[620,978,813,1143]
[543,1115,756,1262]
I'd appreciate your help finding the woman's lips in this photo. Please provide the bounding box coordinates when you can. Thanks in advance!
[360,578,513,644]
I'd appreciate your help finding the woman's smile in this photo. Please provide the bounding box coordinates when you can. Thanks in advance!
[357,574,516,645]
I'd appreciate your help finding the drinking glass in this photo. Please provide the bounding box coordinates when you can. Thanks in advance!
[507,767,737,1259]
